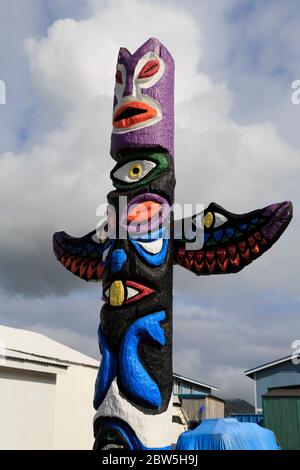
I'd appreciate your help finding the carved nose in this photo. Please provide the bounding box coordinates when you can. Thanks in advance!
[123,73,134,97]
[110,249,127,275]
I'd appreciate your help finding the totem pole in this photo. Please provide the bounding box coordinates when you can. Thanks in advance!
[53,38,293,450]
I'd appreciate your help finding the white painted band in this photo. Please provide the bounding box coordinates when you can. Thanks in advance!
[94,379,172,448]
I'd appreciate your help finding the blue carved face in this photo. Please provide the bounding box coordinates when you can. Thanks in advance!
[100,189,170,309]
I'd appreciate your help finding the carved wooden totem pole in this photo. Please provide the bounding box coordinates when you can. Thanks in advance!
[53,38,293,450]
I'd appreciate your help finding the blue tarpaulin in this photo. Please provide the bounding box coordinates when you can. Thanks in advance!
[176,418,280,450]
[230,413,263,425]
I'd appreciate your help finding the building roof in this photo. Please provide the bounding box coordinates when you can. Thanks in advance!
[179,393,224,402]
[244,354,300,379]
[263,385,300,397]
[0,325,99,368]
[173,372,218,391]
[2,348,69,368]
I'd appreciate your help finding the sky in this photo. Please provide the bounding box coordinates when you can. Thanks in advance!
[0,0,299,403]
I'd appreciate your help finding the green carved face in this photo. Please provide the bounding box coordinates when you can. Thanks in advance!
[110,152,169,190]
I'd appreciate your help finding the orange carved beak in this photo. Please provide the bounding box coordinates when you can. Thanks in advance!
[127,201,161,224]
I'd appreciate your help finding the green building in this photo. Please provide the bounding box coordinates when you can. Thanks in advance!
[263,385,300,450]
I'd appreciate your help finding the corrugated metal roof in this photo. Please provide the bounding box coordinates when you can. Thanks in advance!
[179,393,224,402]
[173,372,219,391]
[263,385,300,397]
[0,325,99,368]
[0,348,68,368]
[244,354,300,378]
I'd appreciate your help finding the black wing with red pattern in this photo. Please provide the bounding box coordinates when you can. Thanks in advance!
[53,229,109,282]
[174,201,293,276]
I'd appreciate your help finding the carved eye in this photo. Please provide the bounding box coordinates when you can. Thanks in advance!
[203,212,213,229]
[214,213,228,227]
[112,160,156,184]
[106,431,118,441]
[128,162,143,179]
[92,222,109,244]
[138,59,160,79]
[126,286,139,299]
[112,153,169,190]
[203,211,228,229]
[115,69,123,85]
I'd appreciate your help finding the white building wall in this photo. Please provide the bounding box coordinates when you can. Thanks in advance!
[54,364,97,450]
[0,325,100,450]
[0,361,98,449]
[0,366,56,450]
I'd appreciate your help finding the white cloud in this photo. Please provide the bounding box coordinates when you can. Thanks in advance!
[30,323,99,359]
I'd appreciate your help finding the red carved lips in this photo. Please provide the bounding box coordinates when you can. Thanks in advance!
[102,280,155,305]
[113,101,158,129]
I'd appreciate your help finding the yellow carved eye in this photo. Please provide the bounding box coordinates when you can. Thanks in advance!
[112,159,156,184]
[203,211,228,229]
[204,212,213,228]
[109,280,125,306]
[128,163,143,179]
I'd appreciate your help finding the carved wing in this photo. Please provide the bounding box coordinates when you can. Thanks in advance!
[53,228,109,282]
[174,201,293,275]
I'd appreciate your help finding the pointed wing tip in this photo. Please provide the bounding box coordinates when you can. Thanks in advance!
[53,231,67,260]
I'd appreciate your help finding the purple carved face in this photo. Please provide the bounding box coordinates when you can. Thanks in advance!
[110,38,174,158]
